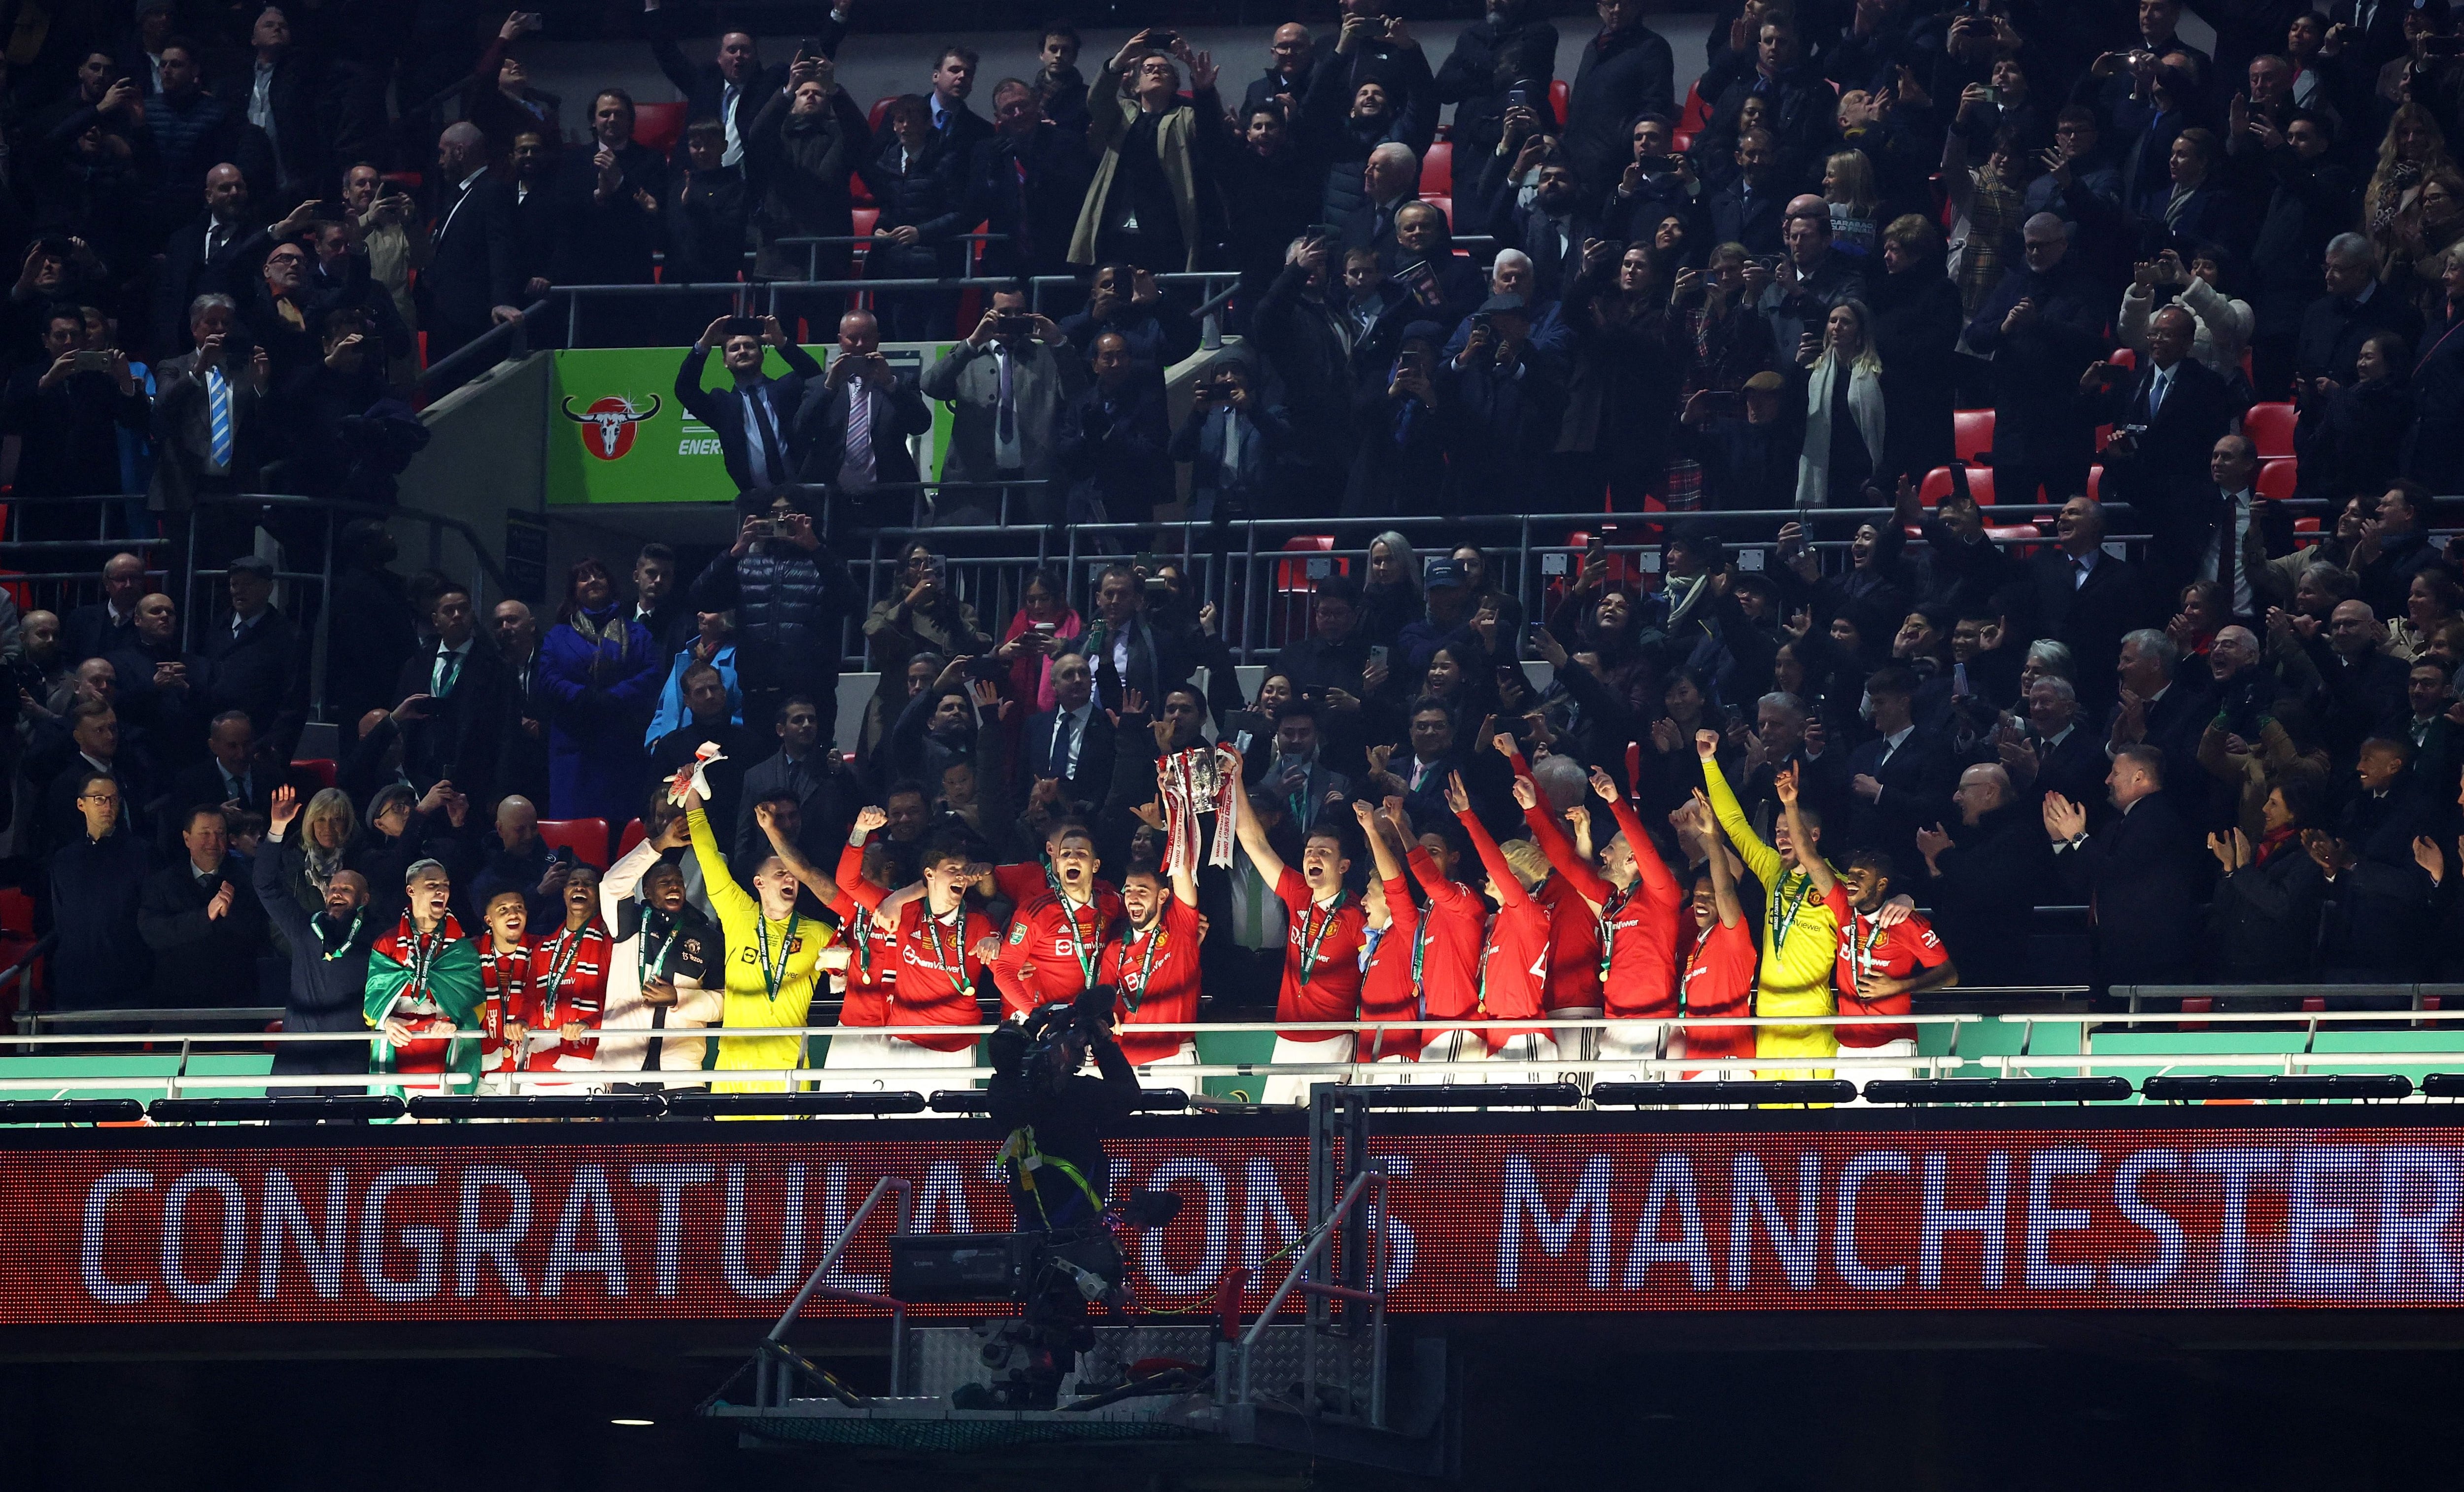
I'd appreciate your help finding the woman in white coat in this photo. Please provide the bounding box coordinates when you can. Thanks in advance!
[1795,299,1887,508]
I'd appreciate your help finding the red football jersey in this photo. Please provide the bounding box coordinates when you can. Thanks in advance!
[992,885,1126,1019]
[1358,876,1422,1061]
[1273,867,1365,1040]
[885,899,991,1051]
[1459,809,1551,1051]
[1099,896,1203,1065]
[1534,876,1604,1013]
[1681,916,1758,1062]
[1403,846,1483,1022]
[1823,887,1947,1048]
[1523,796,1684,1018]
[829,844,902,1027]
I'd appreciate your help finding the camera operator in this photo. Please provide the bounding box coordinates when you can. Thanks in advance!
[987,984,1142,1234]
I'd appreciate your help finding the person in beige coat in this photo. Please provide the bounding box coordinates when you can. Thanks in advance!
[1069,29,1220,273]
[593,814,725,1081]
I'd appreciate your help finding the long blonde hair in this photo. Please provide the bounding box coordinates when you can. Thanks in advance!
[1815,299,1883,377]
[2369,104,2455,224]
[1823,149,1880,215]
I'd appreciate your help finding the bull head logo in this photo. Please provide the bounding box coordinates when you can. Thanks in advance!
[560,393,663,461]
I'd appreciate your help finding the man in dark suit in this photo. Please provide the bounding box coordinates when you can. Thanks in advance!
[2306,597,2411,759]
[966,81,1094,281]
[242,5,366,203]
[1842,666,1957,881]
[2327,0,2414,75]
[419,122,524,364]
[1019,649,1113,814]
[914,43,993,162]
[645,9,791,169]
[2025,497,2161,713]
[391,584,504,805]
[795,307,931,532]
[1342,142,1425,273]
[199,554,306,762]
[1058,562,1193,714]
[2023,676,2109,815]
[731,694,855,866]
[112,593,209,775]
[140,41,274,239]
[1564,0,1674,192]
[1055,329,1172,526]
[61,551,148,666]
[1913,764,2052,989]
[139,801,267,1008]
[151,294,271,525]
[674,314,821,494]
[2083,306,2239,591]
[2045,744,2211,993]
[1470,150,1592,302]
[165,710,270,832]
[491,598,551,808]
[153,163,284,361]
[2106,628,2214,801]
[551,89,669,291]
[1707,127,1785,254]
[2201,434,2298,622]
[1244,23,1317,115]
[2299,234,2423,384]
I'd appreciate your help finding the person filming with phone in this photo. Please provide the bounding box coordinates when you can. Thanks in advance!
[675,313,820,495]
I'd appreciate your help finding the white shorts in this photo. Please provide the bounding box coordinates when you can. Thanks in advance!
[1480,1031,1561,1087]
[1842,1037,1920,1099]
[1592,1019,1674,1086]
[1550,1007,1601,1083]
[1129,1043,1198,1068]
[1262,1033,1354,1106]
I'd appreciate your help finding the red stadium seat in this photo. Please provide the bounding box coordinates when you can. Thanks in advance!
[1421,139,1452,194]
[290,758,337,792]
[615,819,649,861]
[538,818,611,870]
[853,206,879,260]
[868,95,897,133]
[2106,346,2136,373]
[1916,465,1995,506]
[0,888,32,936]
[2257,457,2298,500]
[2086,464,2104,499]
[1548,78,1569,125]
[1952,409,1994,463]
[381,170,421,192]
[1270,537,1345,645]
[2246,401,2296,459]
[634,102,686,156]
[1677,81,1711,136]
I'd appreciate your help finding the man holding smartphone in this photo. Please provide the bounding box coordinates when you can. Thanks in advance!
[674,313,820,494]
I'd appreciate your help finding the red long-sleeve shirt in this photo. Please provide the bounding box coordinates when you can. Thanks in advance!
[1524,795,1685,1018]
[992,886,1124,1019]
[1403,845,1484,1022]
[1457,808,1550,1051]
[831,843,901,1027]
[1823,885,1946,1049]
[1682,917,1758,1063]
[1358,875,1422,1061]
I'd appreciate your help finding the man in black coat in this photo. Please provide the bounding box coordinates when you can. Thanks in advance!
[2106,628,2214,807]
[2046,745,2211,993]
[391,584,503,805]
[1472,152,1596,304]
[61,551,148,667]
[2244,114,2358,398]
[731,694,857,867]
[163,711,269,839]
[241,6,367,203]
[1055,329,1172,526]
[1914,764,2052,988]
[968,81,1094,282]
[793,308,932,531]
[1057,563,1195,715]
[1707,128,1786,254]
[137,802,269,1009]
[2306,598,2412,760]
[1244,23,1317,116]
[2298,234,2423,384]
[255,791,376,1076]
[198,555,306,761]
[420,123,524,363]
[551,89,668,291]
[688,489,859,738]
[2024,498,2162,713]
[2082,307,2239,591]
[1431,0,1556,163]
[2021,676,2110,814]
[1965,213,2109,508]
[152,162,277,360]
[49,770,151,1011]
[650,660,757,837]
[674,314,821,495]
[1564,0,1674,196]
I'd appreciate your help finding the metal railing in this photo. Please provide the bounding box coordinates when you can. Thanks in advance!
[754,1174,914,1407]
[1223,1165,1391,1427]
[414,296,552,400]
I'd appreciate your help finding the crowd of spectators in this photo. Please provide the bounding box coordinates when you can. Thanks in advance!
[13,0,2464,1092]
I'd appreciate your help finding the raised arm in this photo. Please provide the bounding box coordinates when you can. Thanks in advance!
[681,785,754,922]
[1351,797,1405,885]
[1513,769,1611,906]
[1691,792,1747,929]
[831,805,891,913]
[1595,764,1677,903]
[1775,763,1834,896]
[1697,728,1778,886]
[1226,754,1288,886]
[1445,771,1531,911]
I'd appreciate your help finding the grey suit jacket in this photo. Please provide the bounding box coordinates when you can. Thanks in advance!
[917,337,1087,512]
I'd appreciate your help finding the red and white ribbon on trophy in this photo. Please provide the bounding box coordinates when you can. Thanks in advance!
[1158,745,1240,877]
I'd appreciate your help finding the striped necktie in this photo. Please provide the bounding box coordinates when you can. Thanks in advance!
[207,368,233,469]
